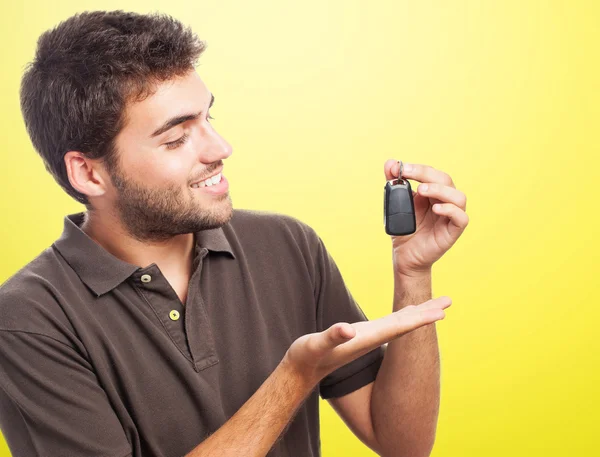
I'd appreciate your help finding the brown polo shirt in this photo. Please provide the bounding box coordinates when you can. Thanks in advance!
[0,209,384,457]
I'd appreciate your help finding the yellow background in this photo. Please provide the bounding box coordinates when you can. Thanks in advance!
[1,1,598,456]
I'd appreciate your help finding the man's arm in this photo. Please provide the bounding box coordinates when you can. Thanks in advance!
[326,159,465,457]
[184,354,315,457]
[371,271,439,457]
[328,270,441,457]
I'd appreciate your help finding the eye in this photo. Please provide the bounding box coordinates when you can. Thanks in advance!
[207,113,215,122]
[164,133,189,150]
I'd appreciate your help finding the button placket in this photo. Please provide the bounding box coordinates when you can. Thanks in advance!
[135,266,190,362]
[185,248,219,372]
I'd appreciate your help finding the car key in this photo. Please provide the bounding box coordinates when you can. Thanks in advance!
[384,161,416,236]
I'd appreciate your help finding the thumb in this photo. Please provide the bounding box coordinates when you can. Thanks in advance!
[313,322,356,354]
[384,159,400,181]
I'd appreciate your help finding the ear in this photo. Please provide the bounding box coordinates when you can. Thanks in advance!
[64,151,109,199]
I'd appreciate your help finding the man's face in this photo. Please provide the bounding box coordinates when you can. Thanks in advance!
[105,69,233,242]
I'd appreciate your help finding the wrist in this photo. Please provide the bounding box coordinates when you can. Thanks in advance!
[394,266,432,282]
[280,352,321,394]
[393,269,433,309]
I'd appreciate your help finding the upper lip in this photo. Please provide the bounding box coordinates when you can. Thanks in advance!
[191,167,223,186]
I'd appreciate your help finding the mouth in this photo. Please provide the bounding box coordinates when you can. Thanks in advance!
[190,168,223,189]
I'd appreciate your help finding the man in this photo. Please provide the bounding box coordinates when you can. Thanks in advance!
[0,10,468,457]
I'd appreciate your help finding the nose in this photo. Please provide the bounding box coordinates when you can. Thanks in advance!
[199,124,233,163]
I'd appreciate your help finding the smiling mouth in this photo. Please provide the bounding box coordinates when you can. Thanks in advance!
[191,172,223,188]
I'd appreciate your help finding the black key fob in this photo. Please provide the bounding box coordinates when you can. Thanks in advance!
[384,176,416,236]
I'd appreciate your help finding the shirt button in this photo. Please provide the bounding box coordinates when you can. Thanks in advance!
[141,274,152,283]
[169,310,180,321]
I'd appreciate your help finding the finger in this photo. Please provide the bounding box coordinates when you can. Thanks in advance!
[312,322,356,354]
[396,304,447,325]
[355,304,446,347]
[384,160,418,196]
[413,296,453,311]
[417,183,466,210]
[431,203,470,230]
[399,163,455,188]
[384,159,400,181]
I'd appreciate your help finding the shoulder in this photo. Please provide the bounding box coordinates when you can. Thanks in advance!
[226,209,324,278]
[0,247,75,341]
[229,208,321,251]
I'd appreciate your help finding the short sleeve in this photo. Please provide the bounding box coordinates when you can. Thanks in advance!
[0,330,132,457]
[312,234,385,399]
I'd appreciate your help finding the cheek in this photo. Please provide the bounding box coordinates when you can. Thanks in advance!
[135,156,191,188]
[159,159,190,184]
[117,134,195,188]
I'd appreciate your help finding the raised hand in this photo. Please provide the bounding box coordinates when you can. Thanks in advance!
[384,160,469,277]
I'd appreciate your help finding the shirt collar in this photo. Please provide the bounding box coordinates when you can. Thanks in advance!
[52,212,235,297]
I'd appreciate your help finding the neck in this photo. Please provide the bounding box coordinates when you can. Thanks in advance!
[80,209,195,271]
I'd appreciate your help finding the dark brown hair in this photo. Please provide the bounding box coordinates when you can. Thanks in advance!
[19,10,206,207]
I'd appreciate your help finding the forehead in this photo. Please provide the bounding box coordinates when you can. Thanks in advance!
[123,70,209,136]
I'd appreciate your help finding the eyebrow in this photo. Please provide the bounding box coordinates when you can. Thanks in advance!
[150,93,214,138]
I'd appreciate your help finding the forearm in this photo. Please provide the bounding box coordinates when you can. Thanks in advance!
[370,270,441,457]
[185,355,315,457]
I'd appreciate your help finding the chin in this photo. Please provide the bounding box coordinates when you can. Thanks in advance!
[202,195,233,228]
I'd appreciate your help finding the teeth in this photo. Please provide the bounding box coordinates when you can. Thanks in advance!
[192,172,222,188]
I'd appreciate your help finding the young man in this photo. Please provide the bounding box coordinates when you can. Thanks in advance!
[0,10,468,457]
